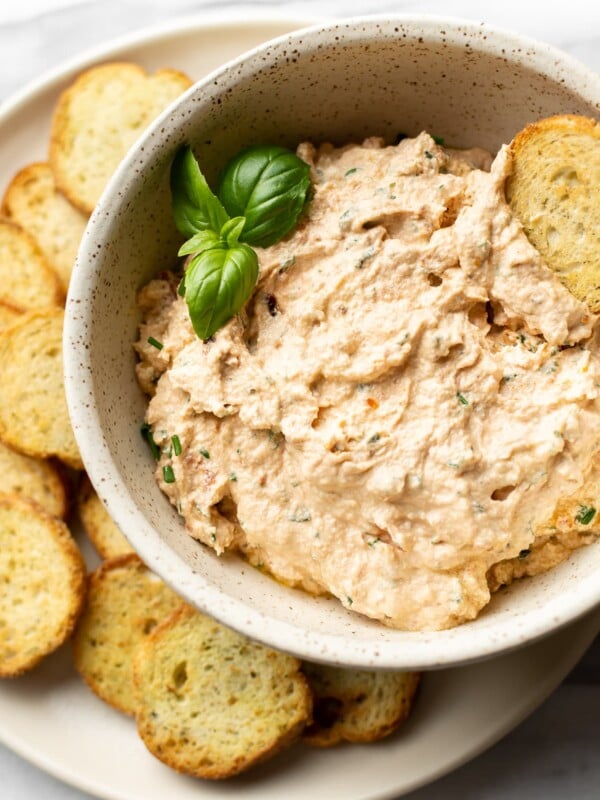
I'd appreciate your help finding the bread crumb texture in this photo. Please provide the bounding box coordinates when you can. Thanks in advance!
[0,308,83,469]
[0,493,85,677]
[49,62,193,214]
[0,218,63,310]
[77,475,133,559]
[2,162,88,293]
[133,604,313,778]
[507,114,600,311]
[73,554,181,715]
[302,663,420,746]
[0,440,67,519]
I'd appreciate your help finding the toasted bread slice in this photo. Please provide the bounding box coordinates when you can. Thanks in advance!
[0,301,21,331]
[72,554,181,715]
[77,475,133,559]
[301,664,420,746]
[133,604,312,779]
[0,492,86,677]
[0,440,68,519]
[2,163,88,293]
[0,218,63,311]
[506,114,600,311]
[49,62,193,214]
[0,309,83,469]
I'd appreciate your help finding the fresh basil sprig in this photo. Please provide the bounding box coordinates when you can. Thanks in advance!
[170,144,311,340]
[217,145,311,248]
[184,240,258,341]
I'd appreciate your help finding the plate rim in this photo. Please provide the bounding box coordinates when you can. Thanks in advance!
[1,613,597,800]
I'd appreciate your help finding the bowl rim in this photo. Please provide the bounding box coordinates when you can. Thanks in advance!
[65,13,600,670]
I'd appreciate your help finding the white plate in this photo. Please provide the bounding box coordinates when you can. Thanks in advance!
[0,14,599,800]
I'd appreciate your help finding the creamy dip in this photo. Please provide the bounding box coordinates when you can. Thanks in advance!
[136,132,600,631]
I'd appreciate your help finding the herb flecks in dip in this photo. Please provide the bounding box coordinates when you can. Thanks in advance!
[135,133,600,631]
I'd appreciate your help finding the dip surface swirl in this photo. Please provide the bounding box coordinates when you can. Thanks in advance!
[136,132,600,631]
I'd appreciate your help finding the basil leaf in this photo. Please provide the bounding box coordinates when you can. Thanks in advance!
[170,146,230,238]
[178,229,221,257]
[184,244,259,340]
[217,145,311,248]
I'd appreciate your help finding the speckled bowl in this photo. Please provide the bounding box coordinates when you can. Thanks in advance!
[65,16,600,669]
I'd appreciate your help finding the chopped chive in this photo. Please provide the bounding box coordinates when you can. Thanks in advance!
[346,596,353,606]
[424,150,434,159]
[199,448,210,459]
[457,392,469,406]
[147,336,163,350]
[229,472,237,482]
[162,465,175,484]
[171,435,182,456]
[344,167,359,177]
[140,423,160,460]
[575,505,596,525]
[287,508,312,523]
[432,135,445,145]
[368,432,381,444]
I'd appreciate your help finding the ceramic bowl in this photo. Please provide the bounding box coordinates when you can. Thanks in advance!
[64,15,600,669]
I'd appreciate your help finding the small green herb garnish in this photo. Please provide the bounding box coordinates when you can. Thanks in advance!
[171,145,311,340]
[575,505,596,525]
[518,549,531,559]
[287,508,312,523]
[199,448,210,459]
[432,135,444,145]
[171,435,182,456]
[229,472,238,482]
[163,465,175,483]
[457,392,469,406]
[344,167,359,177]
[147,336,163,350]
[367,432,381,445]
[140,423,159,460]
[424,150,434,159]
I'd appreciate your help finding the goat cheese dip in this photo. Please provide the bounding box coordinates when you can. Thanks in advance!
[136,132,600,631]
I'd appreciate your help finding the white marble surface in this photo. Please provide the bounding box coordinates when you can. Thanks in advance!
[1,1,599,798]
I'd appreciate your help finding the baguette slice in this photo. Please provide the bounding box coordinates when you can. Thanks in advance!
[0,493,86,677]
[72,554,181,715]
[0,440,68,519]
[0,218,63,311]
[50,62,193,214]
[0,301,21,331]
[302,663,420,746]
[506,114,600,311]
[77,475,133,559]
[2,162,88,293]
[133,605,313,779]
[0,308,83,469]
